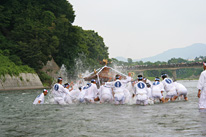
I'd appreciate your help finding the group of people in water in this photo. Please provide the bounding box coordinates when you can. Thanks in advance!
[33,72,188,106]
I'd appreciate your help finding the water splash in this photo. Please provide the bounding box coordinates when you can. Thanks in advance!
[58,64,68,83]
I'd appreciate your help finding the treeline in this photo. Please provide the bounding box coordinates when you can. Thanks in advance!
[0,0,109,78]
[111,57,206,79]
[111,56,206,66]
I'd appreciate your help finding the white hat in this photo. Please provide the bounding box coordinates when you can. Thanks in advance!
[43,89,48,92]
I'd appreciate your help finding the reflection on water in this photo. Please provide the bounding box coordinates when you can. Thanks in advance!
[0,80,206,137]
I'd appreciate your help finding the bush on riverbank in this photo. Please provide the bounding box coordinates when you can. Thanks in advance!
[0,53,35,77]
[38,71,53,87]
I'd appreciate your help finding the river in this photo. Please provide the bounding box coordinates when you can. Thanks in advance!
[0,80,206,137]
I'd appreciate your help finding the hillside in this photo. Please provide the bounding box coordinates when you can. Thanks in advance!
[141,43,206,62]
[0,0,109,79]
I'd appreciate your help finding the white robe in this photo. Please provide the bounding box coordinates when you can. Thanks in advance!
[197,70,206,109]
[99,85,113,103]
[77,87,87,103]
[64,88,73,104]
[174,82,188,97]
[162,78,177,98]
[152,81,164,99]
[52,83,68,105]
[134,81,148,104]
[33,93,44,104]
[84,83,98,103]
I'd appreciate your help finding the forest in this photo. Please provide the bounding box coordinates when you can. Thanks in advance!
[0,0,109,82]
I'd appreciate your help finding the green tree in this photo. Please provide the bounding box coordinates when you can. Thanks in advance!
[127,58,133,64]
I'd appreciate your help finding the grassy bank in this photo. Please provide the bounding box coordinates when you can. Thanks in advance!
[0,54,35,77]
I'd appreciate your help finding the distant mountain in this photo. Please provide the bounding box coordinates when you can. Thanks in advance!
[115,43,206,62]
[141,43,206,62]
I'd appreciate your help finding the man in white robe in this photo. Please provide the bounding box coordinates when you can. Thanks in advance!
[152,77,165,103]
[33,89,48,104]
[52,77,68,105]
[77,86,88,103]
[197,62,206,109]
[63,83,73,104]
[84,79,99,103]
[173,81,188,101]
[107,75,129,105]
[98,83,113,103]
[133,75,149,106]
[161,73,177,102]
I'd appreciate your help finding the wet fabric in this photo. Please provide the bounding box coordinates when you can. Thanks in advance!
[197,70,206,109]
[33,93,44,104]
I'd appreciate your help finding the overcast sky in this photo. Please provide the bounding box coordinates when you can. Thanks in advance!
[69,0,206,60]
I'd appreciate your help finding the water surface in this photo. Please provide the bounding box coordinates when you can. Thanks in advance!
[0,80,206,137]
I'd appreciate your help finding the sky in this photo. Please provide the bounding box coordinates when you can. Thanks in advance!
[69,0,206,60]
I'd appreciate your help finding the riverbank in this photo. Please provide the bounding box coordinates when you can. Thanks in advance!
[0,73,44,91]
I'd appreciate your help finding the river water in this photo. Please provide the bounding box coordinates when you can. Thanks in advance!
[0,80,206,137]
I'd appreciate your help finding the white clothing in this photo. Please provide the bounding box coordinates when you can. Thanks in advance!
[197,70,206,109]
[99,85,113,103]
[69,89,80,103]
[134,81,148,105]
[33,93,44,104]
[147,87,152,99]
[162,78,177,98]
[110,79,126,104]
[152,81,164,99]
[123,88,131,104]
[52,83,68,105]
[146,79,152,86]
[174,82,188,97]
[134,81,148,99]
[64,88,73,104]
[125,76,134,96]
[78,87,87,103]
[84,83,98,103]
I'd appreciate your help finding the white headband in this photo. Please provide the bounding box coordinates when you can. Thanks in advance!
[203,62,206,66]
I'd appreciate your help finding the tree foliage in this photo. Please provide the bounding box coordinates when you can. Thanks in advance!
[0,0,109,78]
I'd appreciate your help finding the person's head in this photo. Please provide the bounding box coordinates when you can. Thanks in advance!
[115,74,121,80]
[137,75,143,81]
[155,77,160,81]
[203,62,206,70]
[63,83,70,89]
[143,77,147,83]
[146,83,151,88]
[57,77,63,84]
[91,79,96,84]
[161,73,167,79]
[128,72,132,77]
[43,89,48,96]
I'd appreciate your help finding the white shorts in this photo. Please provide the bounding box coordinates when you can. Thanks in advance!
[136,94,148,101]
[177,90,187,97]
[114,93,125,104]
[165,89,177,99]
[152,92,163,99]
[100,94,113,103]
